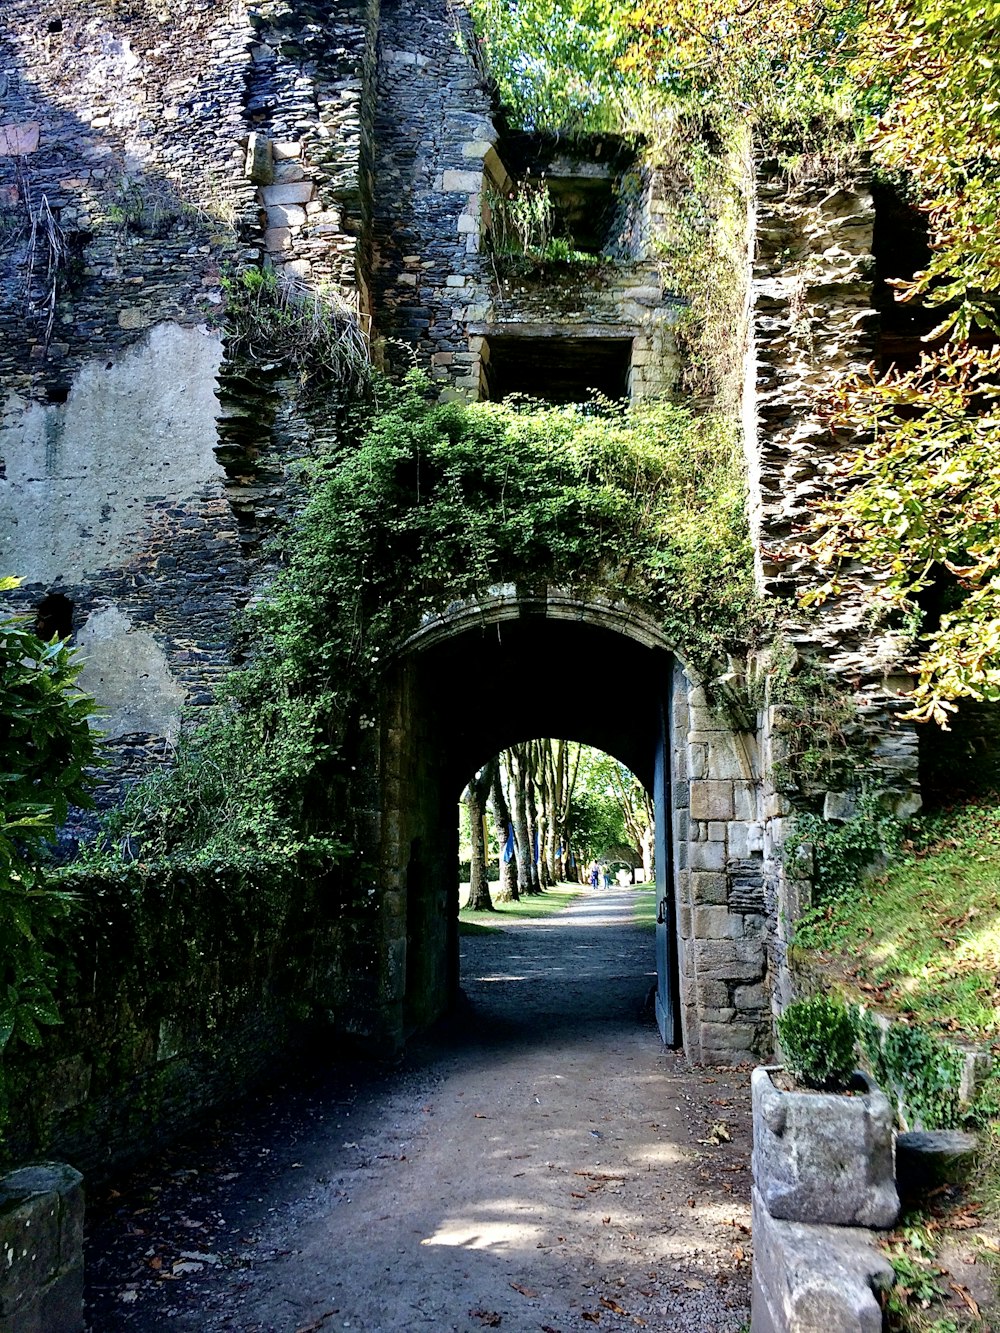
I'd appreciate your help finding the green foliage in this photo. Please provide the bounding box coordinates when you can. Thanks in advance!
[92,379,760,866]
[785,794,903,901]
[793,796,1000,1044]
[803,348,1000,727]
[467,0,631,132]
[763,644,863,793]
[0,583,99,1078]
[485,179,605,271]
[776,994,857,1091]
[222,266,372,401]
[856,1010,965,1131]
[565,745,651,862]
[882,1224,951,1329]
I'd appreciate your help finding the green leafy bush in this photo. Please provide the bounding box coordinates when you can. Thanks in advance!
[0,580,98,1078]
[777,994,857,1091]
[90,377,763,866]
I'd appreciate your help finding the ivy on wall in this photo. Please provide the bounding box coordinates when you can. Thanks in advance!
[92,376,763,865]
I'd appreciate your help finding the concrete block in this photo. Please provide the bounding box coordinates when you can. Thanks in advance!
[690,781,735,821]
[751,1188,895,1333]
[752,1068,899,1228]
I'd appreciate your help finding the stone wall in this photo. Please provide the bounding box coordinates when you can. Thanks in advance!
[0,0,946,1128]
[0,1163,84,1333]
[0,0,375,794]
[670,663,770,1064]
[0,0,251,794]
[742,158,924,1011]
[1,862,354,1180]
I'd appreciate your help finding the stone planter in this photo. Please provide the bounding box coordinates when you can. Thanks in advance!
[752,1065,899,1228]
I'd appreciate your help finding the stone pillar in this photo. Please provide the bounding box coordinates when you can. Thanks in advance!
[671,663,769,1063]
[0,1163,84,1333]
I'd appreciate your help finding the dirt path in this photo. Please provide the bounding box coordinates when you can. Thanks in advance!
[86,889,752,1332]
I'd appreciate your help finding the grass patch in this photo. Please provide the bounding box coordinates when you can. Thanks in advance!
[634,886,657,933]
[794,798,1000,1043]
[458,882,583,932]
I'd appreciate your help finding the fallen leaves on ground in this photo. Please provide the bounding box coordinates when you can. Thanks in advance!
[510,1282,538,1298]
[949,1283,981,1317]
[699,1121,732,1146]
[469,1310,502,1328]
[294,1314,337,1333]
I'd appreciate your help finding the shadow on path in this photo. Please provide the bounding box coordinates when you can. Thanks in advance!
[86,889,751,1333]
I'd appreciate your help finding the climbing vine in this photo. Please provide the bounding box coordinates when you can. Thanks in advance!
[92,378,762,864]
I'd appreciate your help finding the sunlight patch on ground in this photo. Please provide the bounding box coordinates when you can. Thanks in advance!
[422,1216,546,1250]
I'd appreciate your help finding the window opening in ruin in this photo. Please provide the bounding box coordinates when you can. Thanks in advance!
[547,176,618,255]
[488,133,641,261]
[36,592,73,641]
[482,335,633,404]
[872,181,936,373]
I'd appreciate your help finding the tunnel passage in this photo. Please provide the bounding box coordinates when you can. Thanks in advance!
[378,608,681,1045]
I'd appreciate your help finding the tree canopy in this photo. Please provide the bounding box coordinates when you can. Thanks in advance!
[470,0,1000,726]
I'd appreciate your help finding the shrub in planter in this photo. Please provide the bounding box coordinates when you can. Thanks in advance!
[777,994,857,1091]
[752,996,899,1228]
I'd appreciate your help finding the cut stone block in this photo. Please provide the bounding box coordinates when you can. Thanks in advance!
[0,122,40,156]
[244,132,273,185]
[896,1130,977,1205]
[261,181,314,206]
[751,1187,895,1333]
[690,780,735,821]
[266,203,307,228]
[752,1067,899,1228]
[441,169,481,192]
[0,1163,84,1332]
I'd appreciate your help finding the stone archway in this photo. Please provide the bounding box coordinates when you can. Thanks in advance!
[374,590,771,1066]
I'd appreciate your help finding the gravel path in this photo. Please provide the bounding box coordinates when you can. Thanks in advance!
[86,888,752,1332]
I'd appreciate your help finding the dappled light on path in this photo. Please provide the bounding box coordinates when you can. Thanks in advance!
[86,886,752,1333]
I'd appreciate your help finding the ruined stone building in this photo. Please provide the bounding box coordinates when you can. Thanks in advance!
[0,0,929,1167]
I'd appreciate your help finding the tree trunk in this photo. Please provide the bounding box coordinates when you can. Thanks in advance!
[490,762,519,902]
[524,757,542,894]
[507,749,533,898]
[641,822,655,884]
[464,760,496,911]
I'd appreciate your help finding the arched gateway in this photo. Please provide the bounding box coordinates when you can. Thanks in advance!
[376,589,770,1066]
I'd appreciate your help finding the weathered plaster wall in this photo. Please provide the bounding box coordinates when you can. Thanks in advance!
[0,322,223,587]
